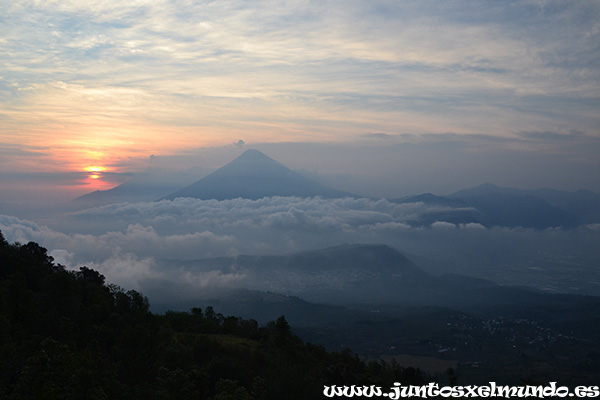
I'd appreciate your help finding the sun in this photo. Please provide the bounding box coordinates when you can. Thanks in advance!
[85,166,106,173]
[84,166,107,182]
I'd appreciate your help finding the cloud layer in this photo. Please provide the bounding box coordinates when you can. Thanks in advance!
[2,196,599,299]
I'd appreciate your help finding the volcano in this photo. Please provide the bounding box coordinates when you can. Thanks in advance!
[161,149,354,201]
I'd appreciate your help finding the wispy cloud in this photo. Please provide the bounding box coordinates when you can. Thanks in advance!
[1,0,599,199]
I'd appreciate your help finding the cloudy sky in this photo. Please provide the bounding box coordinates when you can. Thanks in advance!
[1,0,600,310]
[1,0,600,204]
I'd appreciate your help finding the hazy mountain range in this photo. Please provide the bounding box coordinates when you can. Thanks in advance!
[148,242,600,385]
[155,243,595,313]
[74,149,600,229]
[394,187,594,229]
[64,148,600,333]
[5,149,600,384]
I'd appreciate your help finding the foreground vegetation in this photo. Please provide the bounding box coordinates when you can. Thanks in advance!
[0,232,430,399]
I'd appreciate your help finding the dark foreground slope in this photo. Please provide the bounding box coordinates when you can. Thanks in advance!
[3,233,599,389]
[0,232,429,400]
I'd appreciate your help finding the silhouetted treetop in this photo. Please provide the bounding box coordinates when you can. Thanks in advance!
[0,235,430,399]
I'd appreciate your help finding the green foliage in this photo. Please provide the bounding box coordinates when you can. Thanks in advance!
[0,232,430,399]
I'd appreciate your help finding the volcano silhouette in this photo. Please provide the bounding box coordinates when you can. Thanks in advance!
[161,149,354,200]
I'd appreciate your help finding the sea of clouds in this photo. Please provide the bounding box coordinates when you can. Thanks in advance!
[2,197,599,300]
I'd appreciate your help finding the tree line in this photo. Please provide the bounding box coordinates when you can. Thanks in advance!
[0,231,430,399]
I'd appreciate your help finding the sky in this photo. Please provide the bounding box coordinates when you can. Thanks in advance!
[1,0,600,205]
[1,0,600,303]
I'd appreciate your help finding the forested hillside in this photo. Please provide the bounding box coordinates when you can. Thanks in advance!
[0,231,429,399]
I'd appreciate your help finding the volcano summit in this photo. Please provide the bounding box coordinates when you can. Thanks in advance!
[161,149,354,201]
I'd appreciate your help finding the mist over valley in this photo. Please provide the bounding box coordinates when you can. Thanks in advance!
[3,1,600,393]
[2,149,599,384]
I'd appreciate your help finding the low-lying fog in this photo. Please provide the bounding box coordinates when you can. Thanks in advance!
[2,195,599,305]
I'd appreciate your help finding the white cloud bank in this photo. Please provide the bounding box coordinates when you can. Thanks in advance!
[1,196,599,299]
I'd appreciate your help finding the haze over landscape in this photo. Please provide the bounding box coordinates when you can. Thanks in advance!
[1,0,600,390]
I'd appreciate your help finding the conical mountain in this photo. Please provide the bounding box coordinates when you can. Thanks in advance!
[161,149,354,200]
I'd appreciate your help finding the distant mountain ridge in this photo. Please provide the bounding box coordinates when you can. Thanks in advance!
[161,149,355,201]
[394,183,599,229]
[71,153,599,229]
[157,243,575,309]
[449,183,600,225]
